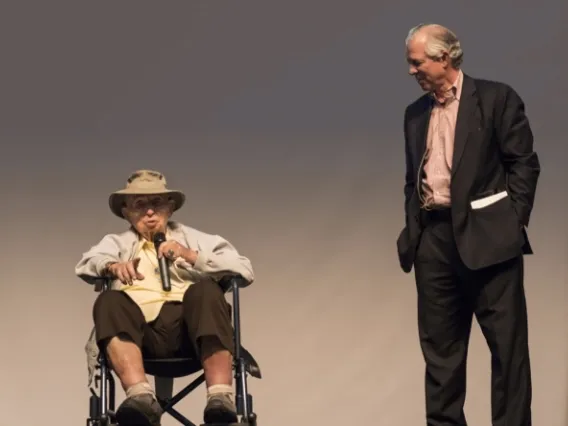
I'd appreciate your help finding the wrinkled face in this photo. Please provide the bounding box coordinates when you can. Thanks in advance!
[406,35,448,92]
[122,194,174,239]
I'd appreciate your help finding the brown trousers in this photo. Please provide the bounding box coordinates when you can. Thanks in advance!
[93,278,234,361]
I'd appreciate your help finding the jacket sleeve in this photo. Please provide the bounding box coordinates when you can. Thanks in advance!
[176,228,255,285]
[403,105,415,220]
[75,234,123,285]
[496,85,541,226]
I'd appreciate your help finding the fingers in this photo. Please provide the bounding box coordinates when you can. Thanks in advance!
[114,267,127,285]
[157,245,166,259]
[109,259,143,285]
[159,241,185,260]
[158,243,174,259]
[108,264,126,285]
[132,259,145,280]
[125,262,137,284]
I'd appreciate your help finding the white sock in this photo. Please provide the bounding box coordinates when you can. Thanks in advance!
[126,381,155,399]
[207,384,233,401]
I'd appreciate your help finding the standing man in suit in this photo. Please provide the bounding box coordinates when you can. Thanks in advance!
[397,23,540,425]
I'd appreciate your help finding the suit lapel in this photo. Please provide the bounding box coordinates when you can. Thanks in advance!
[414,96,433,161]
[451,75,478,177]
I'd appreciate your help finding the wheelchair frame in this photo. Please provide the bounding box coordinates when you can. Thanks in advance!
[85,275,260,426]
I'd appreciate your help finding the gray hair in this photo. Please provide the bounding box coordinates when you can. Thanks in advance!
[406,23,463,68]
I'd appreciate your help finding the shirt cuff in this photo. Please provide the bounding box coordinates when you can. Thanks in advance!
[174,256,193,270]
[192,250,209,271]
[96,256,118,276]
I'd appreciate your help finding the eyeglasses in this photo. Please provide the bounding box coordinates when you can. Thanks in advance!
[126,196,171,213]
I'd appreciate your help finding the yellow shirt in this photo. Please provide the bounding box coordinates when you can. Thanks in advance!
[119,235,192,322]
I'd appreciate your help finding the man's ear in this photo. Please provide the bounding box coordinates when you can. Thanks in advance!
[439,51,450,68]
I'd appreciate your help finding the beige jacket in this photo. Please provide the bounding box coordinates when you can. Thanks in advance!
[75,221,254,387]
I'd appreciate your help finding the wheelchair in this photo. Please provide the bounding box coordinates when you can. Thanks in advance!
[85,274,261,426]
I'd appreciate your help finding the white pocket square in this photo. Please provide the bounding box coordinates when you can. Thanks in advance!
[470,191,508,210]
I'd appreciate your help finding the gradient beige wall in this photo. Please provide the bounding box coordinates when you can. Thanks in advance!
[1,2,567,425]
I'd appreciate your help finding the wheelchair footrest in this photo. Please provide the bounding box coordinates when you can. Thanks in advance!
[200,423,247,426]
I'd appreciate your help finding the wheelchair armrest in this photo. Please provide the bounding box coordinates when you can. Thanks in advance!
[82,276,111,292]
[217,274,250,292]
[86,274,246,293]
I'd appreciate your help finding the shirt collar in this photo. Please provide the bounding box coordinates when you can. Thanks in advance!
[431,69,463,105]
[138,229,172,251]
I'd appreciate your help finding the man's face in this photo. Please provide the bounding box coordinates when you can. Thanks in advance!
[122,194,174,238]
[406,35,448,92]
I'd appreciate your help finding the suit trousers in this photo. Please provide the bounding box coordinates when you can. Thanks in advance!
[414,209,531,426]
[92,277,234,362]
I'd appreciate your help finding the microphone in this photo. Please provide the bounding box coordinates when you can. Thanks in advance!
[153,232,171,292]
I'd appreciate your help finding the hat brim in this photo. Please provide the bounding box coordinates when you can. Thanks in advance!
[109,189,185,219]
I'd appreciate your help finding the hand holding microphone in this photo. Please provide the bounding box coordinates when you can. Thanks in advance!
[153,232,196,292]
[153,232,173,292]
[153,233,200,292]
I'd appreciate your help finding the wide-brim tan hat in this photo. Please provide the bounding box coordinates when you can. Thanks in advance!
[109,169,186,218]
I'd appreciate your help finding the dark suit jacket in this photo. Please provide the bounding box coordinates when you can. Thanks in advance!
[397,74,540,273]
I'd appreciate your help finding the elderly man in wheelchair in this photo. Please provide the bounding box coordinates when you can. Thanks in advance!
[75,170,260,426]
